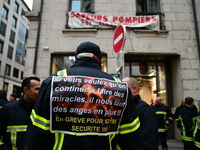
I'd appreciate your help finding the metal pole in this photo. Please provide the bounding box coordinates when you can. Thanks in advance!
[191,0,200,65]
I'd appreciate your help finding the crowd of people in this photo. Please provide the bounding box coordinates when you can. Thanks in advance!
[0,41,199,150]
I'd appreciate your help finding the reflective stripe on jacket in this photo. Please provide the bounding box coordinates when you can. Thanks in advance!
[0,98,33,149]
[26,57,141,150]
[194,115,200,148]
[179,105,196,142]
[152,104,174,132]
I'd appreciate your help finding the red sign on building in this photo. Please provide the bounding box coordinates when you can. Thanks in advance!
[113,25,126,53]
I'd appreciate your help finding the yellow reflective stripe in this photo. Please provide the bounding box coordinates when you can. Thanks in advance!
[109,133,116,150]
[112,76,121,82]
[194,117,200,137]
[57,69,67,77]
[182,136,193,142]
[115,143,121,150]
[158,129,167,132]
[194,141,200,148]
[11,131,17,150]
[7,125,27,132]
[6,125,27,148]
[0,106,2,108]
[31,109,50,130]
[155,111,167,115]
[119,117,140,134]
[0,140,4,145]
[53,132,64,150]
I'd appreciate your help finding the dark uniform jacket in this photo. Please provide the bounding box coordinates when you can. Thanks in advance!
[133,95,158,150]
[25,57,142,150]
[179,105,196,142]
[194,113,200,148]
[174,105,184,129]
[0,97,9,108]
[0,97,34,149]
[152,104,174,132]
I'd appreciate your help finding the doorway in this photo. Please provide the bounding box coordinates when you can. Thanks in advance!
[124,54,178,139]
[124,54,177,106]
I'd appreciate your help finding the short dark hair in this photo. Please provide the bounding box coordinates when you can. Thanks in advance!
[21,77,40,94]
[185,97,194,105]
[0,89,7,98]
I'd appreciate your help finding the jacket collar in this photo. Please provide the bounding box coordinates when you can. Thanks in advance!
[72,57,101,69]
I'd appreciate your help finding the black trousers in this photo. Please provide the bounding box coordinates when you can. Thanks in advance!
[158,132,168,149]
[182,140,195,150]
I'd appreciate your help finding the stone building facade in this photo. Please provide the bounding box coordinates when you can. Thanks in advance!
[25,0,200,140]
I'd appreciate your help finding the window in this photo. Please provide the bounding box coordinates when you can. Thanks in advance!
[3,82,9,91]
[6,64,11,75]
[136,0,165,30]
[14,2,19,13]
[2,6,9,19]
[16,23,26,65]
[137,0,160,13]
[69,0,94,13]
[5,0,10,4]
[10,30,15,43]
[12,16,17,28]
[51,54,107,74]
[13,68,19,78]
[7,45,13,59]
[0,40,3,53]
[0,21,7,36]
[21,71,23,79]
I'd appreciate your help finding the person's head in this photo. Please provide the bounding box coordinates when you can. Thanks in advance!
[22,77,41,102]
[75,42,102,62]
[185,97,194,108]
[181,99,185,105]
[155,97,162,105]
[198,100,200,107]
[0,89,7,98]
[122,77,140,97]
[9,93,17,102]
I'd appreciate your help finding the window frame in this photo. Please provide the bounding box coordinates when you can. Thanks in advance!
[69,0,94,13]
[7,45,13,59]
[5,0,10,4]
[0,21,7,36]
[12,16,17,28]
[51,53,107,74]
[0,40,4,54]
[14,2,19,14]
[136,0,165,30]
[5,64,11,76]
[136,0,161,13]
[2,6,9,20]
[13,67,19,78]
[10,30,15,43]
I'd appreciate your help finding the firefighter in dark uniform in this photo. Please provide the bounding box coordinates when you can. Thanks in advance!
[194,110,200,149]
[152,97,174,150]
[25,42,142,150]
[174,99,185,130]
[0,89,9,108]
[0,77,41,149]
[122,77,158,150]
[179,97,196,150]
